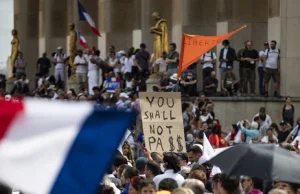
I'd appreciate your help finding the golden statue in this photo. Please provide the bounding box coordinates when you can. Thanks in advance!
[69,23,77,68]
[150,12,169,62]
[9,29,19,78]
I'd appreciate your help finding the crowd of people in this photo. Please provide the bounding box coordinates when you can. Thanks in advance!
[0,38,281,99]
[0,39,294,194]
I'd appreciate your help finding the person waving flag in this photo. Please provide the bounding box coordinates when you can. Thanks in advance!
[78,31,89,49]
[78,0,101,37]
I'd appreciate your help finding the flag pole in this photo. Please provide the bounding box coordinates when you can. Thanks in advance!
[177,34,185,92]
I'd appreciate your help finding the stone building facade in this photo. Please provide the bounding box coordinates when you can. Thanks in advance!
[13,0,300,96]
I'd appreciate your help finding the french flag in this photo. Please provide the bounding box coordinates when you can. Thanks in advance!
[78,0,101,37]
[78,31,89,49]
[0,99,133,194]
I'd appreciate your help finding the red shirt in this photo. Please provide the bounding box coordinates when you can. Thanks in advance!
[209,134,227,148]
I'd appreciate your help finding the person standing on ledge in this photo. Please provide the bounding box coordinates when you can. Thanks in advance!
[150,12,169,63]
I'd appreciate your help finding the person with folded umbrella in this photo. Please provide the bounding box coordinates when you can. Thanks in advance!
[240,120,259,144]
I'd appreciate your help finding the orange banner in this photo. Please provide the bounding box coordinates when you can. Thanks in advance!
[178,25,247,77]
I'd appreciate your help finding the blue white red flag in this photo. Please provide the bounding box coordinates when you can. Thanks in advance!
[78,0,101,37]
[0,99,133,194]
[78,31,89,49]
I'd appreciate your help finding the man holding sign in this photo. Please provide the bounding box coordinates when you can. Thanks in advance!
[139,92,186,154]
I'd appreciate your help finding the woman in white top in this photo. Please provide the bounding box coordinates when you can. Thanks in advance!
[261,128,278,144]
[108,52,120,73]
[153,152,184,189]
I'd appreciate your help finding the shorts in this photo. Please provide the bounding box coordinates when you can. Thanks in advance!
[77,73,87,83]
[264,68,279,83]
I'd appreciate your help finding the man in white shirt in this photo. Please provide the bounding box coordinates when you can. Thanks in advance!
[88,50,102,95]
[74,49,88,91]
[154,52,168,74]
[252,107,272,126]
[263,40,281,98]
[200,50,216,88]
[258,42,269,96]
[53,46,67,87]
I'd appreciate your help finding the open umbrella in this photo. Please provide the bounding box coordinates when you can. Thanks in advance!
[208,144,300,184]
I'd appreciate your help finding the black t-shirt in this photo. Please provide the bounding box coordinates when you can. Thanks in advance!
[204,77,218,89]
[37,57,51,70]
[278,130,290,143]
[184,77,196,84]
[242,49,259,69]
[136,50,150,70]
[160,78,170,87]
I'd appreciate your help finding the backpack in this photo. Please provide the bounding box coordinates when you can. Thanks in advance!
[266,48,280,59]
[202,52,214,60]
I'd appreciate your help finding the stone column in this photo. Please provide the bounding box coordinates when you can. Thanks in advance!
[269,0,300,97]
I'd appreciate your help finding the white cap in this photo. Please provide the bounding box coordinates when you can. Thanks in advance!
[120,93,129,98]
[251,121,259,129]
[5,94,11,101]
[57,46,63,50]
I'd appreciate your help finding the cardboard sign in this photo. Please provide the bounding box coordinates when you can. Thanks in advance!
[106,78,120,92]
[139,92,186,153]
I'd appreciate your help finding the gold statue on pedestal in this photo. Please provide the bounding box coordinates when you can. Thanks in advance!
[9,29,19,78]
[150,12,169,62]
[69,23,77,68]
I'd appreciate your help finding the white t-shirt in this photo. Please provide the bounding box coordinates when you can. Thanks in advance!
[264,48,280,69]
[261,135,278,144]
[124,56,135,73]
[74,55,88,73]
[258,50,265,67]
[200,51,217,69]
[54,53,67,70]
[155,57,168,73]
[221,48,228,68]
[88,55,98,71]
[109,58,119,73]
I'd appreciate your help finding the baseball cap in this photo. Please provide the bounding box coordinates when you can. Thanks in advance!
[264,42,269,46]
[135,157,147,170]
[57,46,63,50]
[280,120,287,126]
[120,93,129,98]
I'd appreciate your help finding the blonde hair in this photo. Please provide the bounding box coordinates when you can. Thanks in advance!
[171,188,194,194]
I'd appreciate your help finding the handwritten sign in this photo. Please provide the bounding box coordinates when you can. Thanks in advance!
[106,78,120,92]
[139,92,186,154]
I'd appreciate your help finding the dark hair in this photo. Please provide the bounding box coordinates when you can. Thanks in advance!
[124,167,139,180]
[187,146,203,155]
[170,43,177,49]
[95,50,101,56]
[222,40,230,46]
[146,161,161,177]
[119,164,130,177]
[259,113,266,121]
[266,127,273,134]
[219,174,240,193]
[140,43,146,49]
[252,177,263,190]
[99,185,114,194]
[182,102,190,112]
[270,123,280,133]
[163,152,181,173]
[158,178,178,191]
[286,96,291,100]
[259,107,266,113]
[77,49,83,53]
[140,179,156,191]
[212,173,222,183]
[212,125,221,136]
[131,176,144,191]
[113,155,128,167]
[232,124,239,132]
[271,40,277,45]
[92,86,100,91]
[0,184,11,194]
[179,153,189,163]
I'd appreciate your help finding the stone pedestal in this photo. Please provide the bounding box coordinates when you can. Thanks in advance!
[146,77,160,92]
[6,80,15,94]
